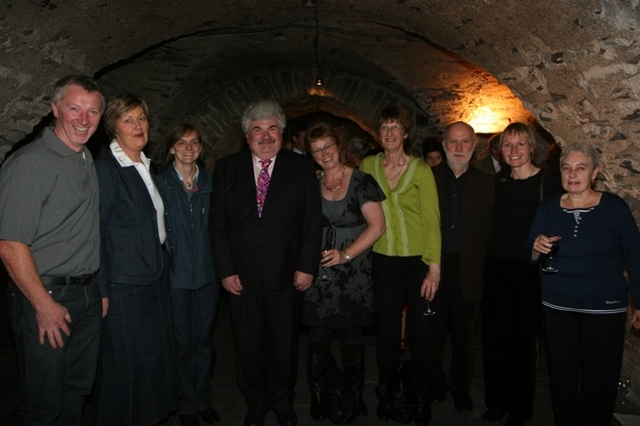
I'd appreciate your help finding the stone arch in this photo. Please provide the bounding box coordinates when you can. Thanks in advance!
[161,68,434,164]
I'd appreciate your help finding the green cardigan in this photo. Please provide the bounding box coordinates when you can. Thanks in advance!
[360,153,441,266]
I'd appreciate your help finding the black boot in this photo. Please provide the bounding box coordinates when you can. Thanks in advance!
[343,343,368,417]
[327,343,367,424]
[375,383,393,421]
[414,394,432,426]
[307,352,333,420]
[389,359,416,424]
[328,369,358,425]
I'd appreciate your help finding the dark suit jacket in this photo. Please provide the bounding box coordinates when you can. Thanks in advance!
[211,148,322,291]
[95,151,165,297]
[432,163,494,302]
[473,155,499,176]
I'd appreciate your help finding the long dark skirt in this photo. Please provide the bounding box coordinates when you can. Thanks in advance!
[93,268,178,426]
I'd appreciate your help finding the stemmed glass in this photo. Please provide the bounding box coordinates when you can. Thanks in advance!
[423,299,436,316]
[318,225,336,281]
[541,235,560,274]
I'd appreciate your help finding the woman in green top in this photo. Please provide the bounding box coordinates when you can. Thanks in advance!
[360,106,441,426]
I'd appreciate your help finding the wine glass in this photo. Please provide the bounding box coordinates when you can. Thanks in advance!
[318,225,336,281]
[423,299,436,316]
[541,235,560,274]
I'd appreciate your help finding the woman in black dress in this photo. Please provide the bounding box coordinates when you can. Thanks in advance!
[482,122,562,425]
[301,122,385,424]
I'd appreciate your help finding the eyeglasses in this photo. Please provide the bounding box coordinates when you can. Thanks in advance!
[379,124,404,133]
[311,143,337,156]
[501,141,529,151]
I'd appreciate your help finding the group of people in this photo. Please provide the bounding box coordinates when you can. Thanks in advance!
[0,77,219,426]
[0,74,639,426]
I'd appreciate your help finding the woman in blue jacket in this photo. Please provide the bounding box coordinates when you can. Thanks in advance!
[157,123,220,426]
[94,94,178,426]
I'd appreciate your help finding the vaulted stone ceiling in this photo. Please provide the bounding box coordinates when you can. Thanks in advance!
[0,0,638,193]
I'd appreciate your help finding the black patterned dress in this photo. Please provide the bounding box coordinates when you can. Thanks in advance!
[302,168,385,329]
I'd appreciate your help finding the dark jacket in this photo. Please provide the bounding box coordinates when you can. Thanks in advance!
[157,165,216,290]
[432,163,494,302]
[95,151,165,297]
[210,148,322,291]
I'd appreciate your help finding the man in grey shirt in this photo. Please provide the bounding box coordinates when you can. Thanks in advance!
[0,75,105,425]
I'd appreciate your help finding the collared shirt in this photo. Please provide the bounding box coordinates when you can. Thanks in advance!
[110,141,166,244]
[173,163,200,185]
[492,156,502,173]
[252,154,277,184]
[440,163,469,253]
[0,128,100,275]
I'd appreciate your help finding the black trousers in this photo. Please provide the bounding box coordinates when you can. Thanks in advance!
[372,253,430,394]
[544,307,626,426]
[482,255,541,422]
[424,252,479,397]
[228,278,302,415]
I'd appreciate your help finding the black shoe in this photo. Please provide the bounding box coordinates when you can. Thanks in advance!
[452,393,473,413]
[198,407,221,425]
[356,394,368,417]
[243,409,266,426]
[414,395,432,426]
[481,408,508,422]
[276,410,298,426]
[178,414,200,426]
[504,413,529,426]
[429,389,447,406]
[310,392,329,420]
[376,399,392,421]
[376,385,392,421]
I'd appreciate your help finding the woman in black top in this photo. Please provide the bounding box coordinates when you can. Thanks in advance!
[481,123,562,425]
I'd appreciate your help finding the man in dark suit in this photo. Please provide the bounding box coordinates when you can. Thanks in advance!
[211,100,322,426]
[426,121,494,416]
[473,133,502,175]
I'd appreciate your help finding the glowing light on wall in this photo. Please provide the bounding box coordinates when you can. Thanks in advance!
[465,106,509,134]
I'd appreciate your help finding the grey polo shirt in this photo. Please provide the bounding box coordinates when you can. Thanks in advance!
[0,128,100,276]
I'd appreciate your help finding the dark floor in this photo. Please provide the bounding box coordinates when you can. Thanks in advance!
[1,286,639,426]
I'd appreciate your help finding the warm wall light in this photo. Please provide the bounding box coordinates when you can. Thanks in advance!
[448,72,534,134]
[466,106,506,134]
[315,76,323,87]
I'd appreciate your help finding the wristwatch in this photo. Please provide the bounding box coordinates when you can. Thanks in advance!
[343,251,351,262]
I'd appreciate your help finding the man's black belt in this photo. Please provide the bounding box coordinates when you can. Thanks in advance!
[41,274,96,287]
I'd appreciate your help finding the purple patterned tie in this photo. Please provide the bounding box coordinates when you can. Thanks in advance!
[256,159,271,217]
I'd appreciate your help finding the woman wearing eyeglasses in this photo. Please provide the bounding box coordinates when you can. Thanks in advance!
[359,106,441,425]
[481,122,562,425]
[301,122,385,425]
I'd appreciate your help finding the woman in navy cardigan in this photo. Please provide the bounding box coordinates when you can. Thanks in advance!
[526,142,640,426]
[93,93,178,426]
[156,124,220,426]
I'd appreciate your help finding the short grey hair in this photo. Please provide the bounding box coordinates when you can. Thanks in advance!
[241,100,286,134]
[560,142,600,168]
[52,75,105,110]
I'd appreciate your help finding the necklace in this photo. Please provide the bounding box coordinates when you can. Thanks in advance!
[383,156,408,181]
[322,164,345,192]
[181,167,197,189]
[511,166,539,180]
